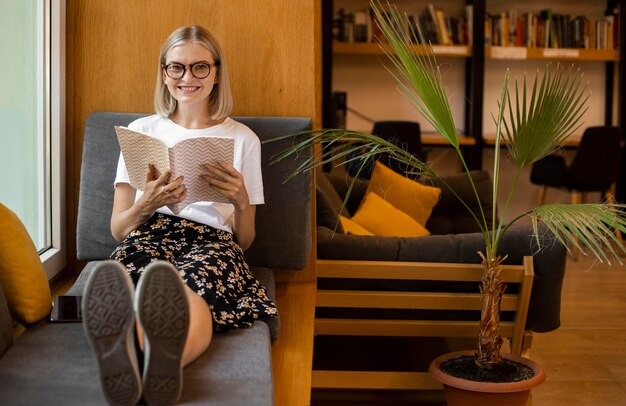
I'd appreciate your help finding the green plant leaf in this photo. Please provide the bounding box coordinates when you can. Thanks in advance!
[502,63,589,168]
[531,204,626,264]
[370,1,459,150]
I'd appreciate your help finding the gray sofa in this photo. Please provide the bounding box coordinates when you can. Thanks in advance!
[0,113,312,405]
[316,167,567,333]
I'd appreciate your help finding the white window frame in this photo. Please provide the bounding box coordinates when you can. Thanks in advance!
[40,0,66,280]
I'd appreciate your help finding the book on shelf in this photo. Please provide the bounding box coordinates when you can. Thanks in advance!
[539,9,553,48]
[332,4,471,47]
[484,6,620,51]
[115,126,234,214]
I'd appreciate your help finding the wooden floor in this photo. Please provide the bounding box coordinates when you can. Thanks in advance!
[531,255,626,405]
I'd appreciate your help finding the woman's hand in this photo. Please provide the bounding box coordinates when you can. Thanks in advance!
[139,164,187,211]
[111,165,187,241]
[201,161,256,249]
[201,161,250,211]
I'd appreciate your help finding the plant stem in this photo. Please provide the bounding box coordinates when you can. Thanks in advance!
[476,254,506,368]
[490,71,510,262]
[493,168,523,256]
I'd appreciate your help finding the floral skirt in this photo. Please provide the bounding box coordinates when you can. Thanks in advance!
[110,213,278,332]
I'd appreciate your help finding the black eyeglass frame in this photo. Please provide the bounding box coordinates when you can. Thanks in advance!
[161,61,219,80]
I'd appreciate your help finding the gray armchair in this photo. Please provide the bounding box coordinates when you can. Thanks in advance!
[0,113,313,405]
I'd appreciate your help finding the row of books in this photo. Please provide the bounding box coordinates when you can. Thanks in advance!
[332,5,473,46]
[486,9,620,50]
[334,5,620,51]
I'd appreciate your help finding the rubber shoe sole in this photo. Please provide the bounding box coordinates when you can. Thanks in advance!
[136,261,189,406]
[82,261,141,406]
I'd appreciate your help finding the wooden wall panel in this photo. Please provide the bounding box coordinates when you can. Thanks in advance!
[66,0,320,274]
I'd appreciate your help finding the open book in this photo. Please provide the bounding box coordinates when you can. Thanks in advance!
[115,126,234,214]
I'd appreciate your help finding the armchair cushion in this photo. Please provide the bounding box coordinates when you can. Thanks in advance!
[424,170,494,235]
[328,168,369,216]
[339,215,373,236]
[316,185,344,233]
[367,161,441,226]
[317,168,344,213]
[0,204,52,325]
[350,192,430,237]
[324,169,493,235]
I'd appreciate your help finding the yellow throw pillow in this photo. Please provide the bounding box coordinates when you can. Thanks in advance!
[367,161,442,226]
[339,215,374,236]
[0,204,52,325]
[351,192,430,237]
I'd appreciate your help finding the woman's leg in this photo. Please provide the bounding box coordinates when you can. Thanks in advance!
[181,286,214,367]
[136,286,213,367]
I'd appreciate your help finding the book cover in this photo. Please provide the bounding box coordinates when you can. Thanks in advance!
[115,126,235,214]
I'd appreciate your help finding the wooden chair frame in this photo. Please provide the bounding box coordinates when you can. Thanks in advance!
[311,257,535,391]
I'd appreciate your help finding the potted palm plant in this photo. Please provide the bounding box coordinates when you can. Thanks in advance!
[270,1,626,404]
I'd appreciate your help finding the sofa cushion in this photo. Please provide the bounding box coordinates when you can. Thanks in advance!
[0,204,52,325]
[351,192,430,237]
[328,167,369,216]
[316,169,344,214]
[425,170,494,235]
[339,215,373,236]
[317,226,402,261]
[0,284,12,357]
[239,116,313,270]
[366,162,441,226]
[0,319,273,405]
[316,185,344,233]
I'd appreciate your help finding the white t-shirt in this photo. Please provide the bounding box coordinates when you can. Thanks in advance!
[114,115,264,233]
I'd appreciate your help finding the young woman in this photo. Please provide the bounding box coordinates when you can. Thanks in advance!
[82,25,276,406]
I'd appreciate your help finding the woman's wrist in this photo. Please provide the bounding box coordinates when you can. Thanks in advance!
[131,199,154,226]
[234,201,250,213]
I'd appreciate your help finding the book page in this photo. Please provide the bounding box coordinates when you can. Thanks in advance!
[115,126,169,190]
[168,136,235,213]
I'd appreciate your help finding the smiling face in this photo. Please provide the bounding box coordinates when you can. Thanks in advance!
[162,42,218,111]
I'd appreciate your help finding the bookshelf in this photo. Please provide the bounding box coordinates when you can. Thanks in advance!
[322,0,626,171]
[333,41,472,56]
[485,46,619,61]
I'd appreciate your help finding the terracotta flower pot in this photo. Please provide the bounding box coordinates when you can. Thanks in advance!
[429,350,546,406]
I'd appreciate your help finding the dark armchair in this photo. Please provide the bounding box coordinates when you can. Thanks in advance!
[530,125,624,206]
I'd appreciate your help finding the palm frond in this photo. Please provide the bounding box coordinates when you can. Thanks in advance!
[531,204,626,264]
[501,63,589,168]
[266,129,436,183]
[370,1,459,149]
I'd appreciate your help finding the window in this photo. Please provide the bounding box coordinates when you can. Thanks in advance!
[0,0,65,279]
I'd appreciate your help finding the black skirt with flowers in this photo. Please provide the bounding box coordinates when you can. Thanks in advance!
[110,213,278,332]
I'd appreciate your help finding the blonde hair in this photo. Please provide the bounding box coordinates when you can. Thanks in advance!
[154,25,233,120]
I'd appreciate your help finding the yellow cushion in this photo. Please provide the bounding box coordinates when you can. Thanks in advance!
[339,215,374,236]
[367,161,442,226]
[0,204,52,325]
[351,192,430,237]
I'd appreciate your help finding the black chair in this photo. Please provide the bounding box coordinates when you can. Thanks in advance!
[530,126,624,206]
[346,120,426,179]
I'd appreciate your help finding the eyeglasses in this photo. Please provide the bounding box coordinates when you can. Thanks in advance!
[162,61,217,79]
